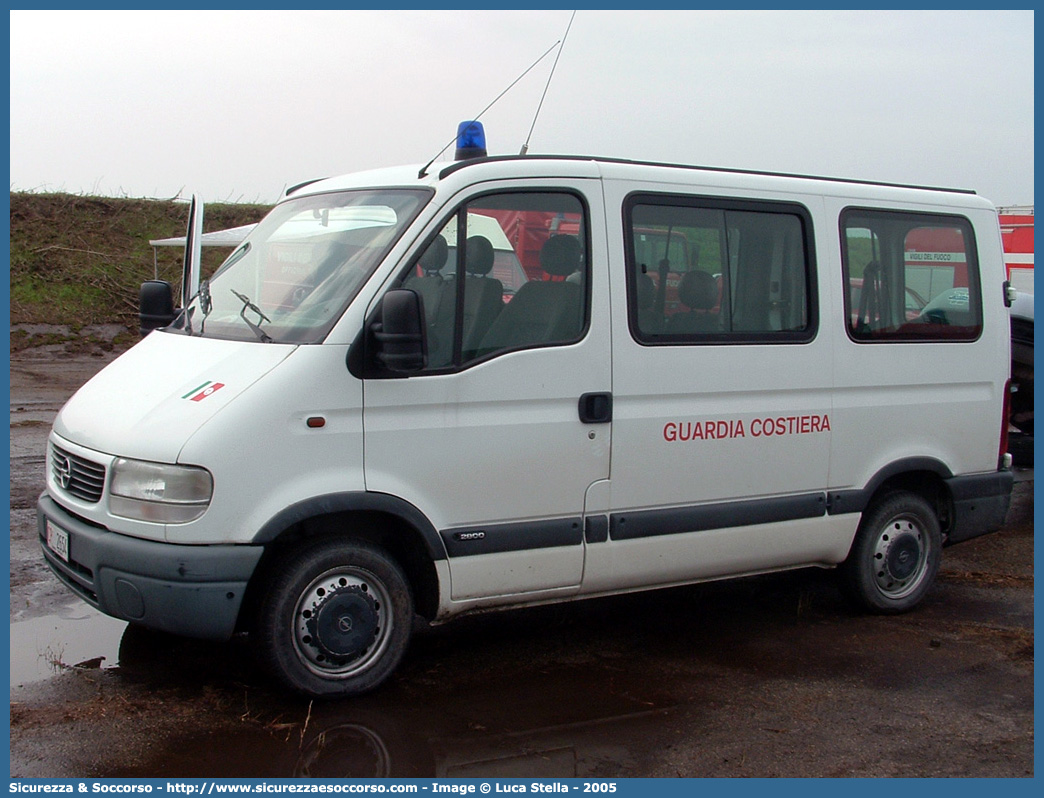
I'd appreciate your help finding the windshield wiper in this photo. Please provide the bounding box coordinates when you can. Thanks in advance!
[230,289,274,343]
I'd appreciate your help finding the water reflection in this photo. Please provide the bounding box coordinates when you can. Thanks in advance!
[295,721,394,778]
[288,702,671,779]
[9,598,126,685]
[110,617,673,777]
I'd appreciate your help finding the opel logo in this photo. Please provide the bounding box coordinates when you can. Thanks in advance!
[54,453,72,490]
[337,616,354,634]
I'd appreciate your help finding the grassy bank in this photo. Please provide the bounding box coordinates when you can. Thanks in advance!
[10,192,271,350]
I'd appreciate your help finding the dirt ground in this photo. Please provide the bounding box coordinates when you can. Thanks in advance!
[8,342,1034,778]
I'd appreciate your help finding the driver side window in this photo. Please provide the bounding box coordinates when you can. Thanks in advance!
[398,191,588,370]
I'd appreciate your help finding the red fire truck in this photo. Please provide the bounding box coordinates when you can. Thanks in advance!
[997,207,1033,466]
[999,206,1034,295]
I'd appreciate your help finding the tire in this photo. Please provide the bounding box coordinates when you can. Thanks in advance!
[840,491,942,614]
[256,538,414,698]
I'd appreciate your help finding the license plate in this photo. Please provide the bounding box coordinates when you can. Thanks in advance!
[45,520,69,563]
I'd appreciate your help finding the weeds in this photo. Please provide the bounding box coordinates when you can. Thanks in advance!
[10,191,271,334]
[41,644,69,674]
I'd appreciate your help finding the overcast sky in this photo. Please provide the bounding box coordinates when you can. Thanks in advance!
[9,9,1035,207]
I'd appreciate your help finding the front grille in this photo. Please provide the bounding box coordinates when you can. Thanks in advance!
[51,444,106,504]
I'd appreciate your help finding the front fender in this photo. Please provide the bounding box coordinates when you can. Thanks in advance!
[253,491,448,562]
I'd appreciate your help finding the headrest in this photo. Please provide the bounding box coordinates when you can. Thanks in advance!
[540,235,582,278]
[465,236,495,276]
[677,270,718,311]
[419,234,448,275]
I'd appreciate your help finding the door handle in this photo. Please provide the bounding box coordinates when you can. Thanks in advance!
[578,392,612,424]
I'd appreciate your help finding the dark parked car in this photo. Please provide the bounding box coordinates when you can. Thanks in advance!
[1009,291,1033,467]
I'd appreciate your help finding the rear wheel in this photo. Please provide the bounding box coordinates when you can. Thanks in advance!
[840,491,941,613]
[257,538,413,697]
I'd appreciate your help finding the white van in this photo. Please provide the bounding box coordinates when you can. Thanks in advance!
[39,127,1015,697]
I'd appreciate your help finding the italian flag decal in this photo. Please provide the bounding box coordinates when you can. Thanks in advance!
[183,380,225,402]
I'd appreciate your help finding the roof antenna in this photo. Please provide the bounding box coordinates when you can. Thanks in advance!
[418,41,561,179]
[520,10,576,156]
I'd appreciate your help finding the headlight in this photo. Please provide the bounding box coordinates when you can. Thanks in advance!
[109,458,213,523]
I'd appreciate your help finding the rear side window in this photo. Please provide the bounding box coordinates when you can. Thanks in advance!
[841,209,982,342]
[625,194,816,344]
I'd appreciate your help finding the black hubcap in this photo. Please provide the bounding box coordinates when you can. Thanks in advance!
[886,533,921,581]
[307,585,379,661]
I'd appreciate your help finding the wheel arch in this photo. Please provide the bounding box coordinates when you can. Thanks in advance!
[242,492,446,626]
[830,457,954,536]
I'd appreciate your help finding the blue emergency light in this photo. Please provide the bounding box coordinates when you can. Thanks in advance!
[454,120,487,161]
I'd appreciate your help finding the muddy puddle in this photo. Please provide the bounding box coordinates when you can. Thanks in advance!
[105,664,678,779]
[9,598,127,685]
[10,573,692,778]
[12,599,683,778]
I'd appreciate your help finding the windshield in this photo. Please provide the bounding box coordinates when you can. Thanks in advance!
[170,188,429,344]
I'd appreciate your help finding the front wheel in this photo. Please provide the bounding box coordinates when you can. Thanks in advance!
[256,538,414,697]
[840,491,941,614]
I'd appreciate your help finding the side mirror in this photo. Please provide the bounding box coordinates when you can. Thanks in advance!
[372,289,426,373]
[140,280,176,337]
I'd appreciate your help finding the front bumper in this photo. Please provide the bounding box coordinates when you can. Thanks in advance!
[37,492,263,640]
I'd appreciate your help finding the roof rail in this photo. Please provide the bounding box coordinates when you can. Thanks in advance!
[438,153,976,195]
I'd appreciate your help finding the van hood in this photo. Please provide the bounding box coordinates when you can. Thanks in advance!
[54,331,295,463]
